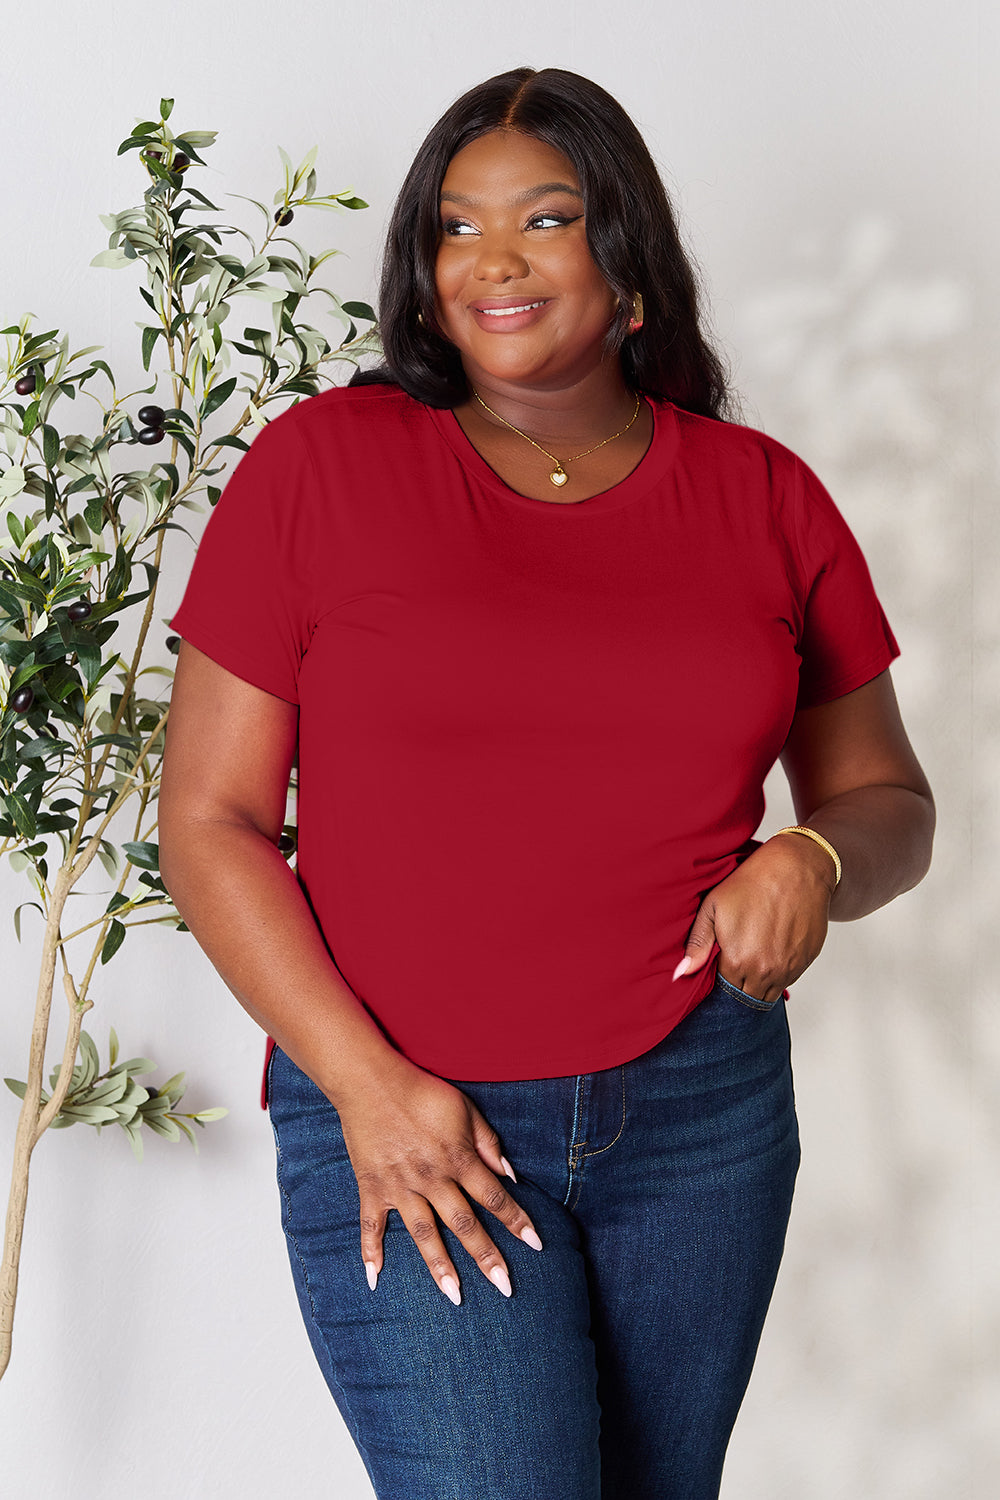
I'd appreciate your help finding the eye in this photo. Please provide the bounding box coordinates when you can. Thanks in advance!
[441,217,479,237]
[526,212,582,230]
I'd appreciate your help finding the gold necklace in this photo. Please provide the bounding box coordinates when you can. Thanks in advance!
[471,388,642,488]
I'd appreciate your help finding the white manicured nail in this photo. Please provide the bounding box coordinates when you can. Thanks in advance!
[500,1156,518,1183]
[520,1226,543,1252]
[672,956,692,981]
[365,1261,378,1292]
[440,1275,461,1306]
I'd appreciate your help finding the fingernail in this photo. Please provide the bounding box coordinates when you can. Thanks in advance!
[520,1226,543,1252]
[500,1155,518,1183]
[490,1266,513,1298]
[365,1261,378,1292]
[440,1274,461,1306]
[672,956,692,981]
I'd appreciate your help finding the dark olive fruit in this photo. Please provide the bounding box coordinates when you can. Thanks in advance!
[67,599,93,622]
[137,425,165,445]
[10,685,35,713]
[15,371,36,396]
[165,635,180,654]
[172,154,190,172]
[137,404,165,427]
[145,1086,160,1099]
[277,833,296,854]
[274,207,294,226]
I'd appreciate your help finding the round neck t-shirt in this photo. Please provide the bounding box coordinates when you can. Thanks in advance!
[170,383,899,1081]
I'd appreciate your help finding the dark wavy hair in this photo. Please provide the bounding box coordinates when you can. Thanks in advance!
[354,67,732,419]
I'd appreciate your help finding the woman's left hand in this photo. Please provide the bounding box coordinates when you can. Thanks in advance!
[675,834,837,1005]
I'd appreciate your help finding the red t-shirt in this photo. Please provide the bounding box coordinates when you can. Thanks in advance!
[171,384,898,1081]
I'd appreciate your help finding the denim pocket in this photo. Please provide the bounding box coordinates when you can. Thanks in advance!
[714,971,780,1013]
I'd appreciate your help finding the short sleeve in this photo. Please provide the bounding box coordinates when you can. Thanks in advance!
[792,457,900,709]
[169,410,322,704]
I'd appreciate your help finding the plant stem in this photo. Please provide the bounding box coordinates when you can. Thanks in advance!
[0,862,73,1380]
[35,970,93,1138]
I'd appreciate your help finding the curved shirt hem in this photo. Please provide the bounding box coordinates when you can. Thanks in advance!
[417,989,715,1083]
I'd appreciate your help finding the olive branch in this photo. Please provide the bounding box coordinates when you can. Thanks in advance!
[0,97,377,1380]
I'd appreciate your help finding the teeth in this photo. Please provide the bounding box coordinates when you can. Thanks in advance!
[480,301,545,317]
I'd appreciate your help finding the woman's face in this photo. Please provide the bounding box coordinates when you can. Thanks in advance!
[434,130,620,392]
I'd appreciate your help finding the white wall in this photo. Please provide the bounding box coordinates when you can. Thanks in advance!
[1,1,995,1495]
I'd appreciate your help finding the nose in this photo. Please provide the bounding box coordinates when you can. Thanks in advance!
[473,231,529,284]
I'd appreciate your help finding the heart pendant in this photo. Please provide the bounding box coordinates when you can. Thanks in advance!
[549,469,568,487]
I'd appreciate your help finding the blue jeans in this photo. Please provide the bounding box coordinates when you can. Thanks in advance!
[267,974,800,1499]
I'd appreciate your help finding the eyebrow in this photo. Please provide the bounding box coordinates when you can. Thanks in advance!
[439,181,584,207]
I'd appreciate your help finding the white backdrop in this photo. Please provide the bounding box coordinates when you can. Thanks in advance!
[1,2,995,1496]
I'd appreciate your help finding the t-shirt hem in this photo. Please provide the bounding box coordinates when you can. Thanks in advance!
[418,994,713,1082]
[169,613,299,705]
[797,642,900,710]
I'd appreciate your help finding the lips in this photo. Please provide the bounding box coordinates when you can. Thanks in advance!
[476,300,548,318]
[467,296,552,332]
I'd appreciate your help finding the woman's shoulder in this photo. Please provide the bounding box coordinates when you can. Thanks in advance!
[263,379,431,449]
[664,400,808,481]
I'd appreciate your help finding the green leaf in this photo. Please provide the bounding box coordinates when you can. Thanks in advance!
[144,1114,181,1141]
[57,1103,120,1124]
[122,1056,157,1077]
[78,1031,100,1088]
[199,376,237,421]
[341,301,376,321]
[22,401,40,437]
[13,901,44,941]
[100,918,127,964]
[122,839,159,871]
[160,97,174,121]
[172,1115,198,1148]
[4,1078,28,1100]
[6,792,36,840]
[84,1072,129,1106]
[109,1027,119,1068]
[121,1117,145,1161]
[241,284,287,303]
[90,248,134,271]
[158,1072,186,1105]
[42,423,60,468]
[192,1106,228,1122]
[76,640,102,690]
[339,196,368,211]
[141,325,161,371]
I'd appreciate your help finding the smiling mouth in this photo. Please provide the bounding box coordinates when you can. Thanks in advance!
[477,300,548,317]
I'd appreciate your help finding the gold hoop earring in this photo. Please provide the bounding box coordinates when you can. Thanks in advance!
[627,292,644,335]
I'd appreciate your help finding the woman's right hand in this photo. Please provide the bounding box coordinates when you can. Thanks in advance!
[335,1053,544,1304]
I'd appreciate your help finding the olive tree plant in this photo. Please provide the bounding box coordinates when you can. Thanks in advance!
[0,100,376,1380]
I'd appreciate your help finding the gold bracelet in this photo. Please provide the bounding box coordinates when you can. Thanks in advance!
[773,825,842,887]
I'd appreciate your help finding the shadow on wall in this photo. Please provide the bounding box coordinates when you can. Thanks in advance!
[722,214,993,1496]
[733,210,982,945]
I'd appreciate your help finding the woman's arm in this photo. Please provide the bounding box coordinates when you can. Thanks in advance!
[676,670,935,1003]
[159,642,542,1303]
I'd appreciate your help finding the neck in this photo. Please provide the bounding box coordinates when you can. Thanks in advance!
[459,361,635,446]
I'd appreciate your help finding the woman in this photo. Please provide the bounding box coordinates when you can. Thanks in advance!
[160,68,934,1500]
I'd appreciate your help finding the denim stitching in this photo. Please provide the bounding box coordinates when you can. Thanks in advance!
[563,1074,586,1206]
[579,1066,627,1159]
[270,1085,374,1476]
[716,973,778,1012]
